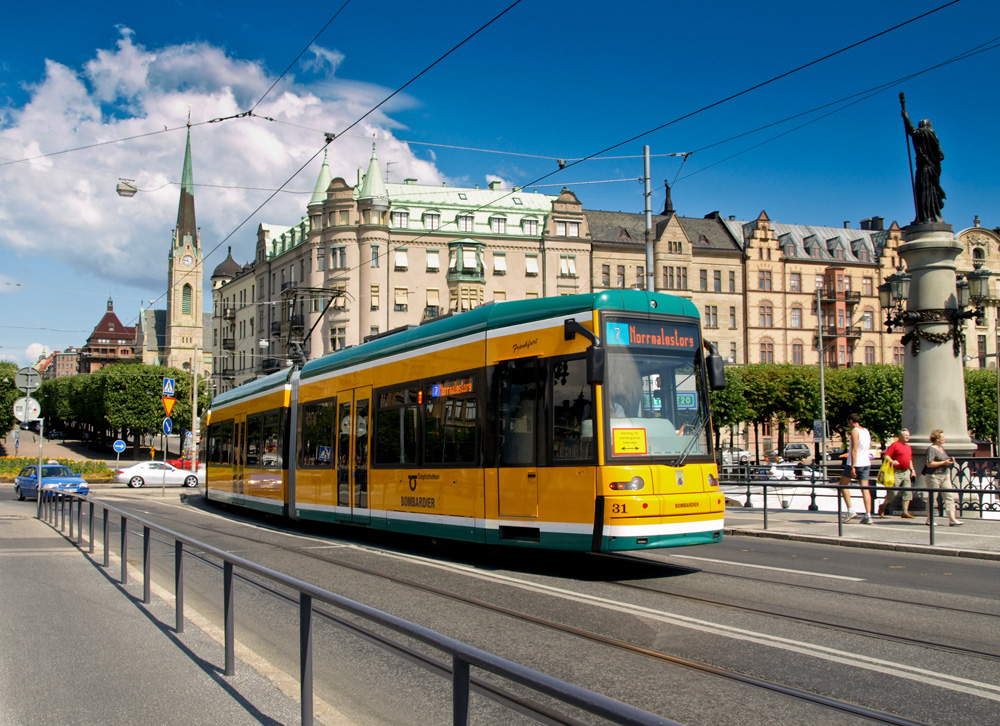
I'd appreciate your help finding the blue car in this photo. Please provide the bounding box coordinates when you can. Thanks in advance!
[14,464,90,501]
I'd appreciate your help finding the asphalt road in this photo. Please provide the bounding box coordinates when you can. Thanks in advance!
[19,488,994,726]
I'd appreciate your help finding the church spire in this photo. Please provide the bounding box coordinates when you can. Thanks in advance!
[175,120,197,248]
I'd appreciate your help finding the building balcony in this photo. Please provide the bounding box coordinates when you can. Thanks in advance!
[270,321,283,335]
[815,326,863,344]
[222,307,236,321]
[818,288,861,305]
[261,357,283,374]
[289,314,305,330]
[280,281,296,291]
[222,337,236,351]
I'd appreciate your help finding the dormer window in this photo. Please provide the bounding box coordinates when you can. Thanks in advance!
[424,212,440,230]
[457,214,474,233]
[489,216,506,234]
[391,210,409,228]
[522,218,538,235]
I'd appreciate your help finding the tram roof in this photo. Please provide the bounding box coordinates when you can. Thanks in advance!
[300,290,697,382]
[208,366,293,410]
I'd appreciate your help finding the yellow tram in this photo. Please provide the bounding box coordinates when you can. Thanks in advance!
[205,290,727,551]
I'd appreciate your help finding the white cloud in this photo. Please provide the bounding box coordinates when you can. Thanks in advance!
[24,343,49,365]
[0,28,445,293]
[300,45,345,76]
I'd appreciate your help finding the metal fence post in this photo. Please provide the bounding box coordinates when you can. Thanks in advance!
[121,516,128,585]
[88,501,95,554]
[103,508,110,567]
[68,498,75,540]
[224,561,235,676]
[175,541,185,634]
[762,485,768,530]
[143,526,152,605]
[300,593,313,726]
[76,497,83,544]
[453,655,470,726]
[60,494,66,532]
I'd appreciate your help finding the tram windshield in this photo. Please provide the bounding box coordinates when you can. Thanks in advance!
[603,318,710,463]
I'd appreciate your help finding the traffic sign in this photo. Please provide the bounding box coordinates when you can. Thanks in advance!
[162,378,176,397]
[162,396,177,417]
[163,417,173,435]
[113,439,126,454]
[15,367,42,394]
[13,396,41,422]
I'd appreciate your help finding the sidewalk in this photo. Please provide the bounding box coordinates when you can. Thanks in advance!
[724,505,1000,560]
[1,428,179,467]
[0,496,307,726]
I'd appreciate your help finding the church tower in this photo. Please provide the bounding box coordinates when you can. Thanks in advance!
[164,122,203,371]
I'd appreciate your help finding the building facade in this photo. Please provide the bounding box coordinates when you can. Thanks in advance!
[81,298,135,373]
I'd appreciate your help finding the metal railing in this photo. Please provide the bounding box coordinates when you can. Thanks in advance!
[37,490,674,726]
[719,458,999,546]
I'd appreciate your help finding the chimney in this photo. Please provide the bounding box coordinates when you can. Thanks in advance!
[404,178,417,185]
[844,221,851,229]
[489,180,501,191]
[729,216,735,221]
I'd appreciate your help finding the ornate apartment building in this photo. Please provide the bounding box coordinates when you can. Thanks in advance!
[208,142,998,457]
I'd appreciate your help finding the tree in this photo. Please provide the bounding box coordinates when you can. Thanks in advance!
[965,368,996,442]
[709,366,750,449]
[842,365,904,446]
[0,361,19,435]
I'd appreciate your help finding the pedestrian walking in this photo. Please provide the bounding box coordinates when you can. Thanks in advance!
[840,413,874,524]
[880,428,917,518]
[925,429,962,527]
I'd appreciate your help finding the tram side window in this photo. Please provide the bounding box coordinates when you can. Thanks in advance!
[209,421,234,465]
[551,358,595,462]
[299,399,335,467]
[245,413,263,467]
[424,376,479,465]
[261,411,283,468]
[374,387,419,465]
[497,359,537,466]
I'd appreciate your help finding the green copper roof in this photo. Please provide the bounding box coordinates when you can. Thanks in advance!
[175,124,197,246]
[309,149,332,206]
[357,143,387,203]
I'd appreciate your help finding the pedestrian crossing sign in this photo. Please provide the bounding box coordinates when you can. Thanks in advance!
[162,378,176,397]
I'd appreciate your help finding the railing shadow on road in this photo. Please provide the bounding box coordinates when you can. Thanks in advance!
[37,490,677,726]
[719,458,1000,547]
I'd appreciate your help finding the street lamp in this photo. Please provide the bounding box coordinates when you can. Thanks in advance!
[116,179,137,198]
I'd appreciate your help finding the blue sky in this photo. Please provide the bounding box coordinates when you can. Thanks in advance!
[2,0,998,367]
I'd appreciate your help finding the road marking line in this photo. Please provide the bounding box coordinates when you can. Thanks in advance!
[664,554,866,581]
[349,544,1000,703]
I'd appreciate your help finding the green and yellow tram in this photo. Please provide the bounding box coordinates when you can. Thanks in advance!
[205,290,727,552]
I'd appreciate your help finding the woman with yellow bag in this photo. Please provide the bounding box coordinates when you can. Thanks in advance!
[879,428,917,518]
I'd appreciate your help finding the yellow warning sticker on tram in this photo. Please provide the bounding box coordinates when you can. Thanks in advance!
[612,428,647,455]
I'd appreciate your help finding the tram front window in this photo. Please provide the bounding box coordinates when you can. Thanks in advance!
[605,349,708,461]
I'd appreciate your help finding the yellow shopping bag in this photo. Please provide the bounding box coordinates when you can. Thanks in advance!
[876,458,895,487]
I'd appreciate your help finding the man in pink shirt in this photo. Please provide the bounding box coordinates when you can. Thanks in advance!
[880,428,917,518]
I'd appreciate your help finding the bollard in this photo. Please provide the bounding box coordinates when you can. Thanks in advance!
[121,516,129,585]
[175,541,185,634]
[300,593,313,726]
[224,561,235,676]
[143,526,151,605]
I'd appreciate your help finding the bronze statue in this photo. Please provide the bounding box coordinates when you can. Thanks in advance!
[900,93,945,224]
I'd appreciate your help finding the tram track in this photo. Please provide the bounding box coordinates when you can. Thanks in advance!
[96,498,978,725]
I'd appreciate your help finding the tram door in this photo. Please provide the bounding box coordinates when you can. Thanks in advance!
[335,387,371,524]
[232,413,246,499]
[497,359,539,518]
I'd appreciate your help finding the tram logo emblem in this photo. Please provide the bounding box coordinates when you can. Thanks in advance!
[408,474,418,491]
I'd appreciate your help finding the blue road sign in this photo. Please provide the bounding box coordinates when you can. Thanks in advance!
[113,439,126,453]
[163,417,173,435]
[162,378,176,397]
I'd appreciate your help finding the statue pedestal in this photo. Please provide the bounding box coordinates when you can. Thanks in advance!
[898,223,975,467]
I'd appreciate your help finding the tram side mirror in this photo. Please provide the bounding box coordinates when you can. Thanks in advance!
[587,346,605,384]
[707,353,726,390]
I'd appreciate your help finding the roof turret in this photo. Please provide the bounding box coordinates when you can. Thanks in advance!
[309,148,333,206]
[212,246,242,280]
[357,142,388,211]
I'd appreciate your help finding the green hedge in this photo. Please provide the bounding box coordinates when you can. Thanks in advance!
[1,457,112,478]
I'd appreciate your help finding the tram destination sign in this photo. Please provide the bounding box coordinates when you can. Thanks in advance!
[604,320,698,350]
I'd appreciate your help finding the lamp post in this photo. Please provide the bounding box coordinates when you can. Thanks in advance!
[886,224,991,469]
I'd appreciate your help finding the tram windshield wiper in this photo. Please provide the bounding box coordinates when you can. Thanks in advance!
[674,411,709,468]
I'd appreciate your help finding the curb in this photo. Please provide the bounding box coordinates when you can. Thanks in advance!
[724,526,1000,562]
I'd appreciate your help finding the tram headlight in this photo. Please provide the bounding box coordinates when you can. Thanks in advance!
[609,476,645,491]
[707,473,719,488]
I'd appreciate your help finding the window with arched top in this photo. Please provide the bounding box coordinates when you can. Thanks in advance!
[182,284,193,315]
[973,247,985,262]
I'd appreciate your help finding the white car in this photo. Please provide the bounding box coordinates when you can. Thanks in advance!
[114,461,204,488]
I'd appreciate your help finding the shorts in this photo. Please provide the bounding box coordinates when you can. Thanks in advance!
[842,460,871,485]
[894,469,913,502]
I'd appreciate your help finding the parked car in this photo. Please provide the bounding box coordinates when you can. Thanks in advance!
[719,447,751,466]
[783,443,813,461]
[46,429,65,439]
[113,461,204,488]
[167,456,200,470]
[14,464,89,501]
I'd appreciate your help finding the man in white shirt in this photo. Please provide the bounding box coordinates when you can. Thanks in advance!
[839,413,873,524]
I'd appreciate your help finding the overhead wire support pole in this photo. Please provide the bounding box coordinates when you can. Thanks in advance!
[643,146,654,292]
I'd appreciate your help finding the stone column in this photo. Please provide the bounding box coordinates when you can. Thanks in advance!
[899,222,975,468]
